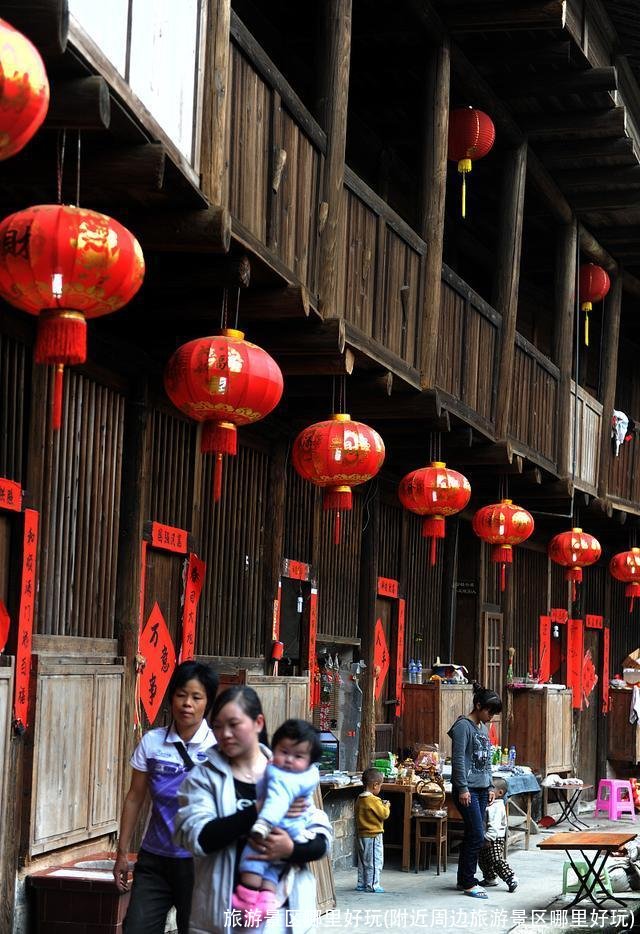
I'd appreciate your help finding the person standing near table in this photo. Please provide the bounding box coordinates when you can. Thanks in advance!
[113,660,219,934]
[447,683,502,899]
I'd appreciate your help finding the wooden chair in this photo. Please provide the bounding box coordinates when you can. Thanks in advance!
[414,815,448,874]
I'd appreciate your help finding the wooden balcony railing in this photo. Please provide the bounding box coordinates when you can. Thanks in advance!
[608,423,640,505]
[569,382,602,492]
[435,265,501,432]
[508,334,559,468]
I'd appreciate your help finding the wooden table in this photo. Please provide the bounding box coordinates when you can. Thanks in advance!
[381,782,415,872]
[538,831,636,908]
[547,783,593,831]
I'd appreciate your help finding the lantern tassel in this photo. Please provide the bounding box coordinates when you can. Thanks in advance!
[334,511,341,546]
[52,364,64,431]
[492,544,513,592]
[585,308,589,347]
[324,487,351,547]
[458,158,472,220]
[422,516,445,567]
[213,453,224,502]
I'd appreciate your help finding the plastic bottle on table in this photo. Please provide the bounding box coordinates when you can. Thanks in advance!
[408,659,416,684]
[416,660,423,684]
[508,745,516,769]
[500,747,509,766]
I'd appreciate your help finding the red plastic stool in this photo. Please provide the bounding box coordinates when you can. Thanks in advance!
[594,779,636,821]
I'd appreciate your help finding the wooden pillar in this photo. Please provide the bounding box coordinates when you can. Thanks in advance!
[317,0,352,318]
[419,37,450,389]
[494,142,528,439]
[597,273,623,499]
[201,0,231,206]
[114,379,150,767]
[440,517,459,661]
[262,442,287,671]
[357,487,379,771]
[554,220,578,478]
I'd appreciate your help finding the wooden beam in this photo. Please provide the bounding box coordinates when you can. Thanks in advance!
[277,349,355,377]
[597,273,622,499]
[147,254,250,291]
[520,108,626,141]
[474,39,572,70]
[317,0,352,317]
[444,1,566,31]
[131,207,231,253]
[495,66,617,101]
[45,77,111,130]
[534,137,636,169]
[240,285,317,321]
[0,0,68,56]
[494,142,528,439]
[201,0,231,205]
[554,166,640,191]
[419,35,450,389]
[554,221,578,478]
[344,322,421,390]
[578,225,618,274]
[571,189,640,211]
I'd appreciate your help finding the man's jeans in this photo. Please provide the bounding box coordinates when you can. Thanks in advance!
[453,787,490,889]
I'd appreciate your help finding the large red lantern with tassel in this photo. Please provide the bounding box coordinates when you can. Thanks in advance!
[0,18,49,160]
[448,107,495,219]
[472,499,534,591]
[164,329,283,502]
[610,548,640,613]
[0,204,144,428]
[548,528,601,602]
[398,461,471,566]
[292,414,385,545]
[579,263,610,347]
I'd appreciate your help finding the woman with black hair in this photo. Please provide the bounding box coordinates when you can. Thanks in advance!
[113,660,219,933]
[174,686,332,934]
[447,683,503,899]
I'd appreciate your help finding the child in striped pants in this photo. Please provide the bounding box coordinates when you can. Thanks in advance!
[478,776,519,892]
[355,768,390,892]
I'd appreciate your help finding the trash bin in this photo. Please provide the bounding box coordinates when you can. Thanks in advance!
[29,851,133,933]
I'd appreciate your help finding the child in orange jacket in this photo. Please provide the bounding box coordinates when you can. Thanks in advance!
[355,768,390,892]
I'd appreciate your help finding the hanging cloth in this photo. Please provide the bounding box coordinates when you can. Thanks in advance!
[612,410,629,456]
[629,685,640,725]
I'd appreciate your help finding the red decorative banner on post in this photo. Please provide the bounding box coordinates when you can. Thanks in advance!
[0,478,21,512]
[567,618,584,709]
[150,521,189,554]
[14,509,38,729]
[0,600,9,653]
[282,559,311,582]
[602,626,610,714]
[395,598,406,716]
[550,607,569,624]
[308,587,318,708]
[377,577,399,599]
[181,554,205,661]
[271,580,282,641]
[585,614,603,629]
[139,602,176,725]
[539,616,551,683]
[373,619,390,701]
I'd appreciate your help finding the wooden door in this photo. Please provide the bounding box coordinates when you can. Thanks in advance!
[577,627,600,796]
[482,610,503,743]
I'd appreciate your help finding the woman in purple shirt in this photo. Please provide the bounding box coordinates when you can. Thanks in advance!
[113,660,218,934]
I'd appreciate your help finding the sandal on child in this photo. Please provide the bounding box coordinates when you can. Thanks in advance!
[463,886,488,899]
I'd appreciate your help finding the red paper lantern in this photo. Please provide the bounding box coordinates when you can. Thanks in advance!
[398,461,471,566]
[610,548,640,613]
[164,329,283,502]
[548,527,601,602]
[579,263,610,347]
[0,204,144,428]
[448,107,495,218]
[292,413,385,545]
[0,18,49,160]
[472,498,534,591]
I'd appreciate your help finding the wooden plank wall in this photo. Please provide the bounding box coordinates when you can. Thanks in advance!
[608,347,640,503]
[436,270,500,426]
[509,335,558,466]
[403,513,443,671]
[0,660,13,927]
[378,499,401,583]
[511,546,551,677]
[0,331,28,484]
[35,371,125,638]
[148,407,196,528]
[315,491,363,640]
[29,657,123,855]
[283,462,316,566]
[338,174,423,367]
[196,440,270,657]
[569,382,602,491]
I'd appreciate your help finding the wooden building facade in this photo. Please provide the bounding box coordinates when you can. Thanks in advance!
[4,0,640,926]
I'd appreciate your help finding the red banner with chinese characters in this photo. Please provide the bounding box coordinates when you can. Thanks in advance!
[181,554,206,661]
[308,587,318,708]
[139,602,176,725]
[0,600,9,653]
[373,619,390,701]
[567,618,584,709]
[602,626,610,714]
[271,580,282,642]
[539,616,551,683]
[150,521,188,554]
[14,509,38,729]
[377,577,399,599]
[395,598,405,716]
[282,559,310,582]
[585,614,603,629]
[550,607,568,624]
[0,477,21,512]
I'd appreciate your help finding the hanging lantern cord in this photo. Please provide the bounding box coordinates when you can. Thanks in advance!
[75,130,82,207]
[233,286,241,330]
[56,129,66,204]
